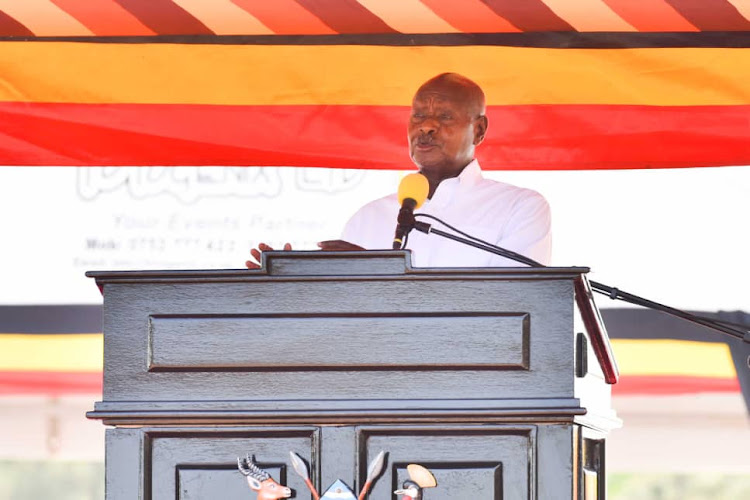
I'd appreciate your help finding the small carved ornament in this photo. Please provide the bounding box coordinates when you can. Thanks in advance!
[238,450,386,500]
[237,454,292,500]
[394,464,438,500]
[290,450,386,500]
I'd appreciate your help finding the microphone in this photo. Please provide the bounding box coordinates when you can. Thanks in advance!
[393,173,429,249]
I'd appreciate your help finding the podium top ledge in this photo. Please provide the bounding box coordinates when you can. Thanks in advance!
[86,250,590,282]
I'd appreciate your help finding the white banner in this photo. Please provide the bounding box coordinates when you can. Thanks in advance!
[1,166,748,311]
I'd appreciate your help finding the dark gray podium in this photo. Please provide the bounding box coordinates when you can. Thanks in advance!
[87,251,620,499]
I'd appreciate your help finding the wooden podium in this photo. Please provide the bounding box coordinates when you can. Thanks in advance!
[87,251,620,499]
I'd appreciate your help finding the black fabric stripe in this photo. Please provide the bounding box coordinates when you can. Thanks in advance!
[1,304,743,339]
[1,31,750,48]
[600,308,749,342]
[0,305,102,334]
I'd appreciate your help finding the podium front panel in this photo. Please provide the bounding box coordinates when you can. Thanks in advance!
[88,253,618,500]
[99,276,574,408]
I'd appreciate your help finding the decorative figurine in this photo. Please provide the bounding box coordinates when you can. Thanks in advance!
[237,454,292,500]
[289,450,386,500]
[394,464,437,500]
[357,450,386,500]
[319,479,357,500]
[289,451,320,500]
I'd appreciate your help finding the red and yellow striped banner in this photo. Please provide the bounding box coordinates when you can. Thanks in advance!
[4,44,750,106]
[611,339,740,395]
[2,0,750,36]
[0,333,740,396]
[0,334,102,395]
[1,40,749,168]
[0,1,749,168]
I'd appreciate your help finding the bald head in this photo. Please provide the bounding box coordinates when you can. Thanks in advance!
[408,73,488,194]
[416,73,486,119]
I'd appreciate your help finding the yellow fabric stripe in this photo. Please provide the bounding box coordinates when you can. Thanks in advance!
[0,334,103,372]
[611,339,737,378]
[1,43,749,105]
[0,335,736,378]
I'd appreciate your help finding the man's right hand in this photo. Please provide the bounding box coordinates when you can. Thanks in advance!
[245,242,292,269]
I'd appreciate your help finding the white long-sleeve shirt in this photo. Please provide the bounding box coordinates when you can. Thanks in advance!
[341,160,551,267]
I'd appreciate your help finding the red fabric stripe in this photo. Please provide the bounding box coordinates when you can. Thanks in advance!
[0,102,748,169]
[0,371,102,396]
[483,104,750,169]
[50,0,157,36]
[112,0,214,35]
[294,0,398,34]
[664,0,750,30]
[420,0,522,33]
[613,375,741,395]
[0,10,35,36]
[232,0,336,35]
[0,372,739,396]
[602,0,700,32]
[480,0,575,31]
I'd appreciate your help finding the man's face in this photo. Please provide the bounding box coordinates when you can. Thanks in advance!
[408,83,485,177]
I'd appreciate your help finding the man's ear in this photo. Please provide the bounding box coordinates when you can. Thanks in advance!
[473,115,488,146]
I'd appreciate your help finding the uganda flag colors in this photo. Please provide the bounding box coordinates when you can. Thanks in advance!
[0,0,749,169]
[0,306,743,399]
[0,2,748,404]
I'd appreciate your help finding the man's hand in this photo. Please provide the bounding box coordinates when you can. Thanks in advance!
[317,240,365,251]
[245,242,292,269]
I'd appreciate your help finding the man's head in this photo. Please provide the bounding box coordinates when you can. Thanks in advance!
[408,73,488,180]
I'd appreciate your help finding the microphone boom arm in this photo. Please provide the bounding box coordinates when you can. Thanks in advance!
[411,214,749,344]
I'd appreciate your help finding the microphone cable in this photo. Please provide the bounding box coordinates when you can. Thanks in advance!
[414,213,749,343]
[415,213,540,266]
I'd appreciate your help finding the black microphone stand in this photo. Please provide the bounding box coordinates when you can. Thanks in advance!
[401,213,750,344]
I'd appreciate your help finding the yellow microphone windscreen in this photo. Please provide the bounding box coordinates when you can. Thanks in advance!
[397,173,429,209]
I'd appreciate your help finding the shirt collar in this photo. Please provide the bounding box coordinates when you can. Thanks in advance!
[457,158,483,187]
[424,159,483,208]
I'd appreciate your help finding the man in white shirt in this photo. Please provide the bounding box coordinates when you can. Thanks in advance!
[247,73,550,268]
[338,158,550,267]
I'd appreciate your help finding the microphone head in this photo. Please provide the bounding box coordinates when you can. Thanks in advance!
[397,173,429,209]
